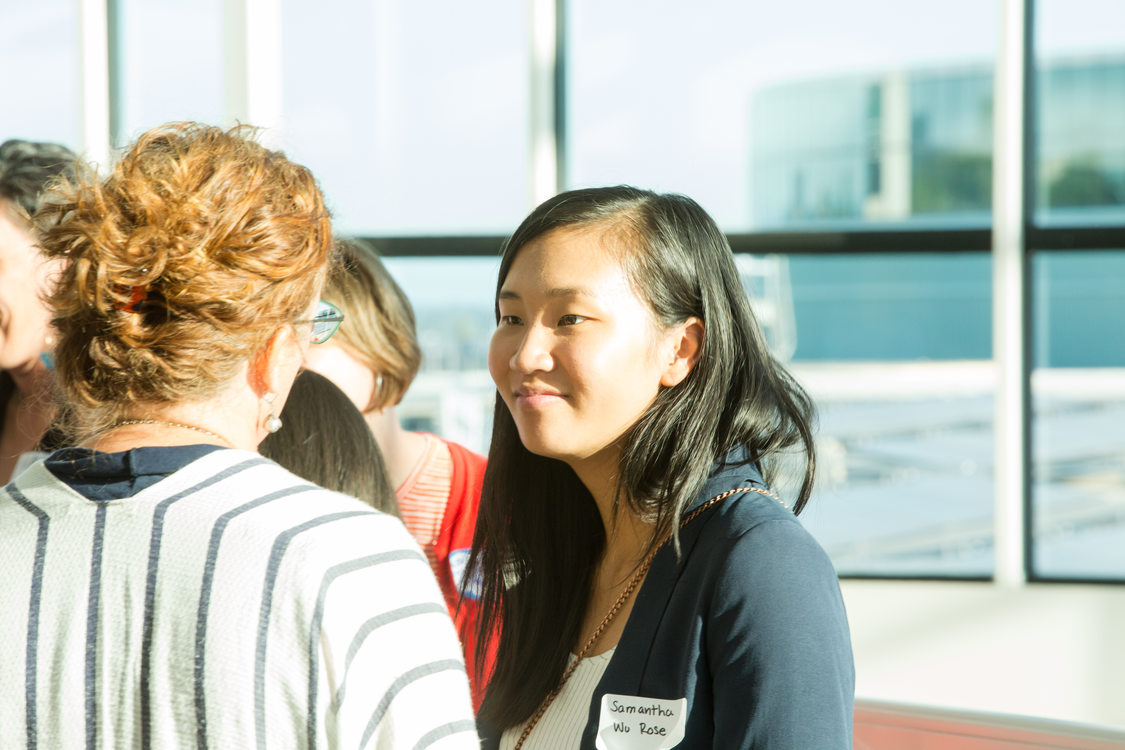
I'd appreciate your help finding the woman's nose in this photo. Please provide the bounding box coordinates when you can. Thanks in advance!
[510,324,553,374]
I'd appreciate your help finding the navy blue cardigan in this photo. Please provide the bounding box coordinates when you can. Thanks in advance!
[482,451,854,749]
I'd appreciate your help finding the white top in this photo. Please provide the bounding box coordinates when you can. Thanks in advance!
[499,648,616,750]
[11,449,47,479]
[0,448,479,749]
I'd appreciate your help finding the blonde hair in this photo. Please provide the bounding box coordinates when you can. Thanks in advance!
[322,238,421,412]
[36,122,332,436]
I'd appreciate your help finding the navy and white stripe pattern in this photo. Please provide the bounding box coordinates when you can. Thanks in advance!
[0,449,479,749]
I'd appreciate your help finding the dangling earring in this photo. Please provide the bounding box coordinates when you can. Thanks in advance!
[264,392,283,433]
[40,334,56,371]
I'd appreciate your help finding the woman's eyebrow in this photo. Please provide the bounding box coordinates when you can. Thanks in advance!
[498,287,592,301]
[546,286,592,299]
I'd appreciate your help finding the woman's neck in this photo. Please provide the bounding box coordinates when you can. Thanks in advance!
[569,450,658,656]
[1,359,57,482]
[80,386,261,453]
[570,451,655,581]
[7,356,52,399]
[363,406,429,492]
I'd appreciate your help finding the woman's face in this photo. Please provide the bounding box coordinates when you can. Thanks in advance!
[489,227,681,467]
[0,210,56,372]
[303,338,377,414]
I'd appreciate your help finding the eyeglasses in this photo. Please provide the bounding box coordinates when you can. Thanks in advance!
[296,300,344,344]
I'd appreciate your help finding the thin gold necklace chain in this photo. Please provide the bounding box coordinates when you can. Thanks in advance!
[105,418,233,447]
[513,485,784,749]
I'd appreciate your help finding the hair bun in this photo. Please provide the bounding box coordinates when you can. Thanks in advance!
[37,122,332,435]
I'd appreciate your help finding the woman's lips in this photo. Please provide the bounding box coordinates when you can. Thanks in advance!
[515,388,566,408]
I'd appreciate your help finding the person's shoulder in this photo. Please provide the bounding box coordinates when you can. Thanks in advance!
[3,456,60,495]
[699,484,802,539]
[439,436,487,468]
[270,479,430,587]
[436,437,487,504]
[696,490,848,645]
[182,448,410,542]
[691,486,838,578]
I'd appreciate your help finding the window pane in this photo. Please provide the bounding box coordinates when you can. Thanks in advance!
[114,0,225,143]
[280,0,531,236]
[1032,251,1125,580]
[1035,0,1125,224]
[566,0,996,232]
[791,253,995,577]
[383,255,500,454]
[787,255,991,361]
[0,2,81,149]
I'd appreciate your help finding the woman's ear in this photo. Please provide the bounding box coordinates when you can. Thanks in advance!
[660,316,704,387]
[249,325,304,400]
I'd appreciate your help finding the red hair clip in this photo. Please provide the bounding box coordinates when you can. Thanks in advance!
[115,284,149,313]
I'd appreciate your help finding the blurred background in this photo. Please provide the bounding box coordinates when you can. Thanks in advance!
[5,0,1124,731]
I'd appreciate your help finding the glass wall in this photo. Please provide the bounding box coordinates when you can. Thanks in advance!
[1032,0,1125,580]
[566,0,995,231]
[787,254,994,576]
[4,0,1123,582]
[564,0,998,575]
[1031,253,1125,580]
[279,0,532,236]
[1035,0,1125,226]
[383,256,500,454]
[113,0,226,144]
[0,1,81,150]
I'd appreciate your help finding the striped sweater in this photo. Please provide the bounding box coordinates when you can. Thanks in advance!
[0,448,479,749]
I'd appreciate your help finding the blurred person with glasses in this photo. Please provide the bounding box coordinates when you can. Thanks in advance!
[305,238,491,708]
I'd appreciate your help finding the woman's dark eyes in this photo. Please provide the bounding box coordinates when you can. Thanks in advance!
[498,313,586,327]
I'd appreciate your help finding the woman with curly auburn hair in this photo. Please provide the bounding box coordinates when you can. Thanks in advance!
[0,123,477,749]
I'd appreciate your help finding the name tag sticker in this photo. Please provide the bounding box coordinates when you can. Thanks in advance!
[448,548,480,599]
[596,694,686,750]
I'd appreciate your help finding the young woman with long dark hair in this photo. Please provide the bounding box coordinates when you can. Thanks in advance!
[470,186,854,749]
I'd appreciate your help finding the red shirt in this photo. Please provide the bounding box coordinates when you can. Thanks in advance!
[397,435,492,708]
